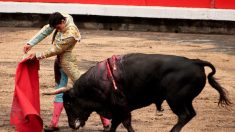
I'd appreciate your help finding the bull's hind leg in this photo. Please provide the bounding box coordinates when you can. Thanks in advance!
[167,99,196,132]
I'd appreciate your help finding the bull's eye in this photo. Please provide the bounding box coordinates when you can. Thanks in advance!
[64,102,71,106]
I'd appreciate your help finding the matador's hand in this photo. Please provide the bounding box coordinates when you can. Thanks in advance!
[23,43,32,53]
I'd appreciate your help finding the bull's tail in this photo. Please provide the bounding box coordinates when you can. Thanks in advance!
[193,59,232,107]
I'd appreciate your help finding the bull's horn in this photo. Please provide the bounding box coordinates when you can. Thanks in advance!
[42,87,70,95]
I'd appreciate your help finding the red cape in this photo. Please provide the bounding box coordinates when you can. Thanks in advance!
[10,58,43,132]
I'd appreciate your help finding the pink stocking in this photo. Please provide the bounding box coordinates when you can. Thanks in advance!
[50,102,64,127]
[100,116,110,127]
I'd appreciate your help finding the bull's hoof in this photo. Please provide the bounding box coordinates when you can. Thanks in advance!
[44,125,59,132]
[103,125,111,132]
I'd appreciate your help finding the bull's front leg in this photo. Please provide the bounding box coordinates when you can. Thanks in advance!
[110,113,134,132]
[109,117,122,132]
[122,113,135,132]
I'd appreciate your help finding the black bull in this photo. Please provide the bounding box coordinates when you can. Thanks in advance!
[62,53,231,132]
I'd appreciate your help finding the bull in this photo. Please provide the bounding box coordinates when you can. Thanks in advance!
[57,53,231,132]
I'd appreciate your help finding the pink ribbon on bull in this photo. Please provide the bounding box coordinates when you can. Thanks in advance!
[106,56,118,90]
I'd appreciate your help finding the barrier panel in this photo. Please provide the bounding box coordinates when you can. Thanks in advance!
[1,0,235,9]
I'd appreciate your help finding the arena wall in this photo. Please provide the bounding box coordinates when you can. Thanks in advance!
[0,1,235,34]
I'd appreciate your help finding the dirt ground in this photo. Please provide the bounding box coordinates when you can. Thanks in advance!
[0,27,234,132]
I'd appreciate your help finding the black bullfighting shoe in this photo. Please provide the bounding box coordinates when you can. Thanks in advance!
[44,125,59,132]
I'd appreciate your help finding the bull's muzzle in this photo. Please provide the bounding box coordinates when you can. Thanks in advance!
[74,119,80,129]
[70,119,86,130]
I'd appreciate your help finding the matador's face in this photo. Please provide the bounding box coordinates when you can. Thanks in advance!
[55,20,66,32]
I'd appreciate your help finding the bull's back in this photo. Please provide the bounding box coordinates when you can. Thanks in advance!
[121,53,192,85]
[120,53,206,109]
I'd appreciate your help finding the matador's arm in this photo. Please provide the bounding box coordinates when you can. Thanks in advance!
[27,24,54,46]
[35,37,77,59]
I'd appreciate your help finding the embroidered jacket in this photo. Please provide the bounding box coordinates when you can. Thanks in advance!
[27,12,81,82]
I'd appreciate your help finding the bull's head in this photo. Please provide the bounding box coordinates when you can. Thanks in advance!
[63,88,92,130]
[46,80,112,130]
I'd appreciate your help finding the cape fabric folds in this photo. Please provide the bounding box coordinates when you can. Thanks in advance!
[10,58,43,132]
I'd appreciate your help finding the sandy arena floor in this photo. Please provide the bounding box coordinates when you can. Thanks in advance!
[0,27,234,132]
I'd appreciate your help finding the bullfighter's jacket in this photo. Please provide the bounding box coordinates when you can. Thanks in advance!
[27,12,81,82]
